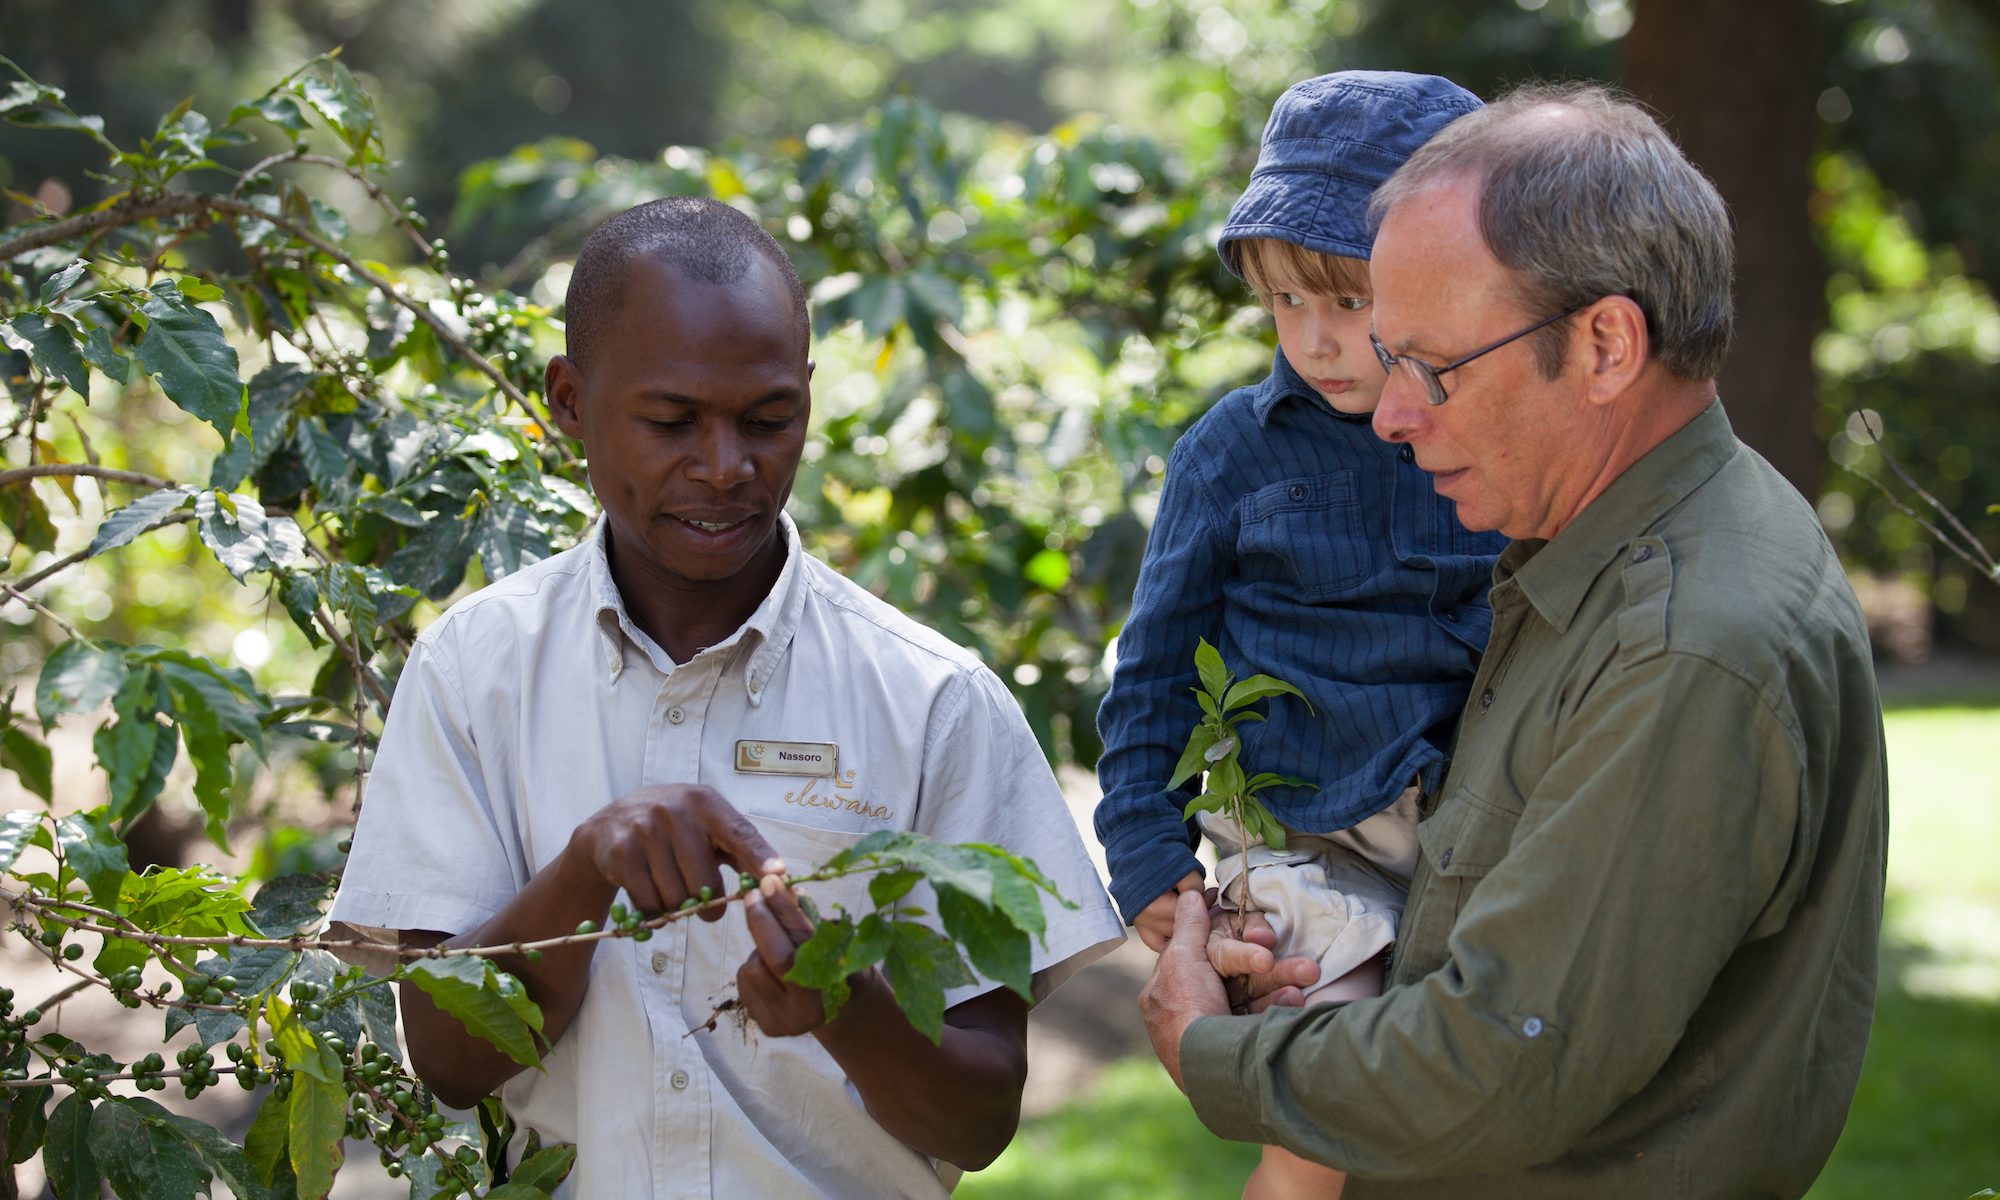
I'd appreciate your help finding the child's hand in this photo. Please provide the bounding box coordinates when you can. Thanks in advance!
[1133,871,1207,952]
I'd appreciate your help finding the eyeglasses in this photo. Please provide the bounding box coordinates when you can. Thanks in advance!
[1369,303,1586,406]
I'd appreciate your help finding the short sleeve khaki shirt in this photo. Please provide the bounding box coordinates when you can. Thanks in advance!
[1184,403,1888,1199]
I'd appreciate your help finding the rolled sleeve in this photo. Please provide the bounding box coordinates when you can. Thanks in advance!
[1182,652,1805,1177]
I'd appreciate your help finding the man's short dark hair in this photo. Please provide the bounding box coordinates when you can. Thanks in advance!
[564,196,810,369]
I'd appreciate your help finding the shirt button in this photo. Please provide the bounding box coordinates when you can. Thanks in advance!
[670,1070,690,1090]
[1289,485,1306,501]
[650,952,668,974]
[1630,544,1652,564]
[1479,687,1494,710]
[1443,609,1461,623]
[666,705,686,724]
[1398,445,1415,463]
[1522,1016,1544,1038]
[1438,847,1454,868]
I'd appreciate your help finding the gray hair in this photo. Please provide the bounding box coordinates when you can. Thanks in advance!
[1368,82,1734,381]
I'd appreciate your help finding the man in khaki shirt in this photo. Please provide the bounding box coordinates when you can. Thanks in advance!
[1140,84,1887,1198]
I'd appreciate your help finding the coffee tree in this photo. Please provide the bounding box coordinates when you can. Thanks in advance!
[0,50,1277,1197]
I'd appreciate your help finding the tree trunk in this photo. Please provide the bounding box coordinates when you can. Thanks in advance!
[1625,0,1824,501]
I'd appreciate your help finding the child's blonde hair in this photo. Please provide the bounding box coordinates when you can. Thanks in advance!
[1227,237,1371,308]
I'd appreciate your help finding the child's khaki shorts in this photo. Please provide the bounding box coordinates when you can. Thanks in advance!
[1200,784,1421,1003]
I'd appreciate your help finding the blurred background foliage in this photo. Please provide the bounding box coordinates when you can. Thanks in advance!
[4,0,1999,788]
[3,2,1996,1196]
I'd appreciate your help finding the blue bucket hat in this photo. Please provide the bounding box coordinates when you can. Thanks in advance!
[1219,71,1482,277]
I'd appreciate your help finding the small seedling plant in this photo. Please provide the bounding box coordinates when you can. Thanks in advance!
[1168,638,1311,934]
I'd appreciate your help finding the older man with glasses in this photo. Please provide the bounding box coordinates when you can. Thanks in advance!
[1140,83,1888,1199]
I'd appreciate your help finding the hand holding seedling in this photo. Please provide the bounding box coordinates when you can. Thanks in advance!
[1169,638,1312,934]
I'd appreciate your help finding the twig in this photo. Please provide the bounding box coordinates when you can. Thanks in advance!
[0,464,173,491]
[230,151,432,259]
[1854,412,1999,576]
[0,1068,201,1091]
[30,978,92,1013]
[1,512,195,595]
[300,540,395,714]
[1840,464,2000,583]
[0,191,576,465]
[0,581,82,639]
[7,862,877,961]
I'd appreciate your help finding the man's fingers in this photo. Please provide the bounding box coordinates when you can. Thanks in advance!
[1207,934,1274,978]
[667,818,730,922]
[1246,986,1308,1014]
[757,875,816,942]
[691,790,785,880]
[742,889,797,976]
[1167,887,1211,949]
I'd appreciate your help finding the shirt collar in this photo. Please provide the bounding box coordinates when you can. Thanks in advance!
[1503,400,1739,633]
[587,512,808,700]
[1250,348,1373,428]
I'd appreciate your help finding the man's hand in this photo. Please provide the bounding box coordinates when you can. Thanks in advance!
[1138,889,1232,1091]
[566,783,785,917]
[1208,909,1320,1013]
[1133,871,1208,952]
[736,874,829,1037]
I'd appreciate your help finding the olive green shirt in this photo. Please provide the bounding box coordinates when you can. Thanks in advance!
[1184,403,1888,1198]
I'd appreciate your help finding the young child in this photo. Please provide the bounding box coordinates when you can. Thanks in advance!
[1094,72,1504,1198]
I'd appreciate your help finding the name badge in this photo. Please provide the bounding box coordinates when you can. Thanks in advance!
[735,740,838,778]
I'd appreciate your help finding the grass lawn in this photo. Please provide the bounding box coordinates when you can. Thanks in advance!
[962,700,2000,1199]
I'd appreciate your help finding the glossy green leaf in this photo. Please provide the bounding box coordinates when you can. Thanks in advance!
[54,809,129,907]
[86,486,195,557]
[0,724,53,802]
[139,280,244,436]
[243,1088,290,1186]
[43,1094,100,1200]
[249,873,333,937]
[5,1081,49,1163]
[1193,637,1229,703]
[38,259,87,305]
[82,327,132,385]
[405,955,545,1068]
[936,885,1031,1000]
[6,312,90,396]
[194,490,311,580]
[0,809,44,872]
[287,1071,346,1200]
[1166,724,1217,791]
[154,1106,270,1200]
[35,639,129,725]
[881,921,974,1044]
[1222,674,1310,714]
[357,979,402,1061]
[89,1099,204,1200]
[508,1144,578,1193]
[787,910,860,1020]
[868,867,922,908]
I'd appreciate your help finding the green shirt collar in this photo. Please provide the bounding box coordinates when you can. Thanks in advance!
[1500,400,1739,634]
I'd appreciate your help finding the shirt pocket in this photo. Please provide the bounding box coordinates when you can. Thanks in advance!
[1395,786,1522,978]
[1237,470,1367,601]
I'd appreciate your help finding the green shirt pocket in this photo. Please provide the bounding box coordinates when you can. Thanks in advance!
[1396,787,1523,981]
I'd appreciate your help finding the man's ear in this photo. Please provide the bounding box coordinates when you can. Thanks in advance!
[1580,295,1649,407]
[546,355,586,439]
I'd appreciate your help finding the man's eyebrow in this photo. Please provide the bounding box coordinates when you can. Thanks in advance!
[632,387,804,406]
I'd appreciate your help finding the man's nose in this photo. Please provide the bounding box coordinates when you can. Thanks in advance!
[687,426,756,486]
[1371,365,1422,445]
